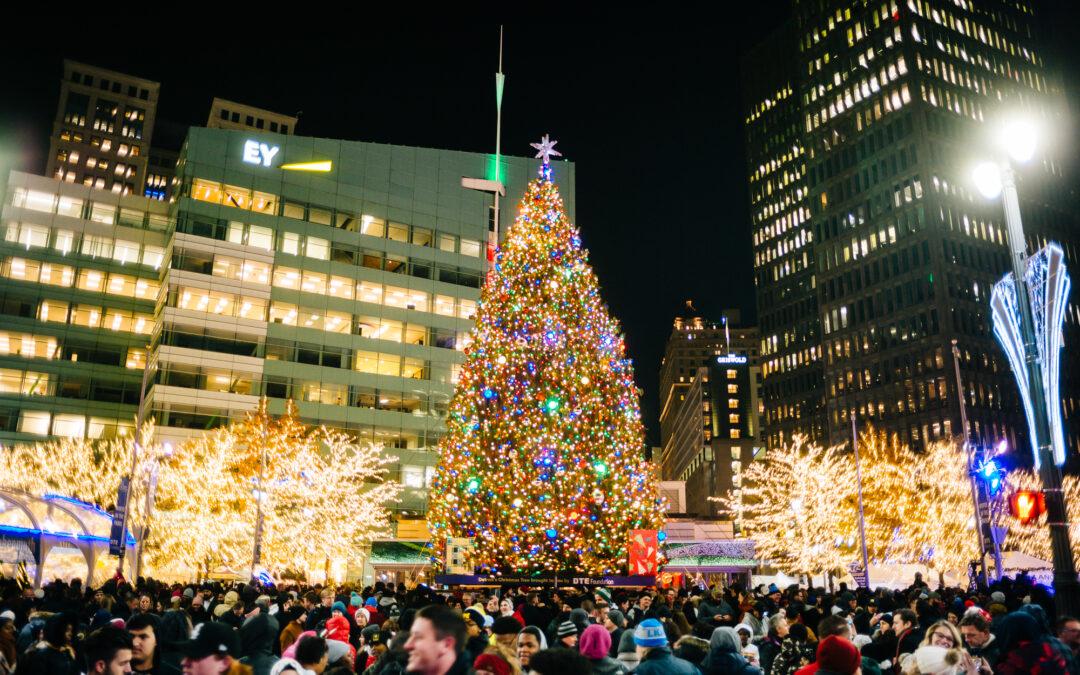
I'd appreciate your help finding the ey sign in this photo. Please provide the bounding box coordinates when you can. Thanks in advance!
[242,140,280,167]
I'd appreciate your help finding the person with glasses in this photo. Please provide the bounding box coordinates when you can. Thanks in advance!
[1058,617,1080,659]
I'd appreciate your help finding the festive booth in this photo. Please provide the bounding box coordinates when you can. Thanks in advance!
[0,488,135,587]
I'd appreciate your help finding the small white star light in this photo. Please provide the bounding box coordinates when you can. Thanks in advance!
[530,134,562,164]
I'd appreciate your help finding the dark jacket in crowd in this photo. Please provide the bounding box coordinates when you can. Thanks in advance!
[239,613,279,675]
[635,645,700,675]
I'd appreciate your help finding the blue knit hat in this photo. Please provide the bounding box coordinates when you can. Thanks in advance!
[350,592,362,607]
[633,618,667,647]
[332,601,346,614]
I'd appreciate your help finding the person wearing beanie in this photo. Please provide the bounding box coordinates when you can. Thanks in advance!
[579,623,627,675]
[462,608,489,662]
[605,609,628,658]
[771,622,815,675]
[633,618,697,674]
[570,607,591,635]
[473,651,512,675]
[901,645,965,675]
[557,620,579,648]
[492,616,523,651]
[616,628,641,672]
[673,634,712,668]
[813,635,862,675]
[701,626,762,675]
[324,603,350,643]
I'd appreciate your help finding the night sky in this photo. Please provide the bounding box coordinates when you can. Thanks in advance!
[1,9,1078,445]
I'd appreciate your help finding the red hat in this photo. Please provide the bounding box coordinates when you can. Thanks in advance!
[964,599,975,608]
[473,653,512,675]
[817,635,861,675]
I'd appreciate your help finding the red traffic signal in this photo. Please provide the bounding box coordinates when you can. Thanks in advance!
[1010,490,1046,525]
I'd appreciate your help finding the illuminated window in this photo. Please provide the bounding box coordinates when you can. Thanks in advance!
[729,413,740,424]
[727,369,738,379]
[53,230,75,255]
[355,351,401,376]
[6,223,49,249]
[357,281,383,304]
[71,304,102,329]
[222,185,251,210]
[39,300,69,323]
[458,298,477,319]
[269,302,297,325]
[273,267,300,289]
[56,196,83,218]
[306,236,329,260]
[460,239,481,257]
[76,269,105,292]
[251,191,277,215]
[126,348,146,369]
[52,414,86,438]
[113,240,140,265]
[730,429,741,439]
[439,234,456,252]
[236,297,266,320]
[327,276,354,300]
[729,398,739,410]
[0,333,58,360]
[300,271,326,294]
[434,295,456,317]
[360,215,386,238]
[18,411,51,435]
[248,225,273,251]
[727,384,738,394]
[81,235,113,259]
[89,202,115,224]
[402,357,425,379]
[281,232,300,255]
[324,310,351,334]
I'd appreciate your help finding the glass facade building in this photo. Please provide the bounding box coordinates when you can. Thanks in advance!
[746,1,1080,453]
[0,127,575,518]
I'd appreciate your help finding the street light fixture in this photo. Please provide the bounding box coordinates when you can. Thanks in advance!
[975,115,1080,616]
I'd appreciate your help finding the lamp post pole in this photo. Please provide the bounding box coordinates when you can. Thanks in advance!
[997,163,1080,615]
[850,411,871,588]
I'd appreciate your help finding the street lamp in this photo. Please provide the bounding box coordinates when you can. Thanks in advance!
[974,117,1080,616]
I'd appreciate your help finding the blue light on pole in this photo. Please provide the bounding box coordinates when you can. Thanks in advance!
[978,457,1003,498]
[990,242,1071,467]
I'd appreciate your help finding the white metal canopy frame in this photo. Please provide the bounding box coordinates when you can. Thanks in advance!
[0,488,136,587]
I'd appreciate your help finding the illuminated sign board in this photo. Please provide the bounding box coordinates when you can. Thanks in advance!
[242,140,279,167]
[242,140,332,172]
[716,354,748,365]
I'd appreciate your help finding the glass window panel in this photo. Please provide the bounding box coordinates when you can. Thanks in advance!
[39,263,73,287]
[103,308,132,332]
[73,304,103,328]
[458,299,477,319]
[306,236,329,260]
[39,300,69,323]
[222,185,251,210]
[283,202,305,220]
[300,271,326,294]
[77,269,105,292]
[126,348,146,369]
[52,414,85,438]
[22,190,56,214]
[89,202,115,224]
[81,235,113,258]
[113,240,140,264]
[299,309,323,330]
[387,223,409,242]
[354,350,380,374]
[237,296,266,320]
[434,295,455,317]
[281,232,300,255]
[273,267,300,289]
[57,196,84,218]
[247,225,273,250]
[269,302,297,325]
[308,208,331,226]
[404,324,426,345]
[18,411,51,435]
[134,278,159,300]
[412,228,432,247]
[327,275,354,300]
[107,273,136,296]
[117,207,143,226]
[360,216,385,238]
[133,314,152,334]
[227,222,245,245]
[438,234,456,252]
[402,357,425,379]
[460,238,481,257]
[324,310,351,334]
[141,245,165,269]
[53,230,75,255]
[357,281,383,304]
[251,191,277,215]
[378,353,401,376]
[241,260,270,284]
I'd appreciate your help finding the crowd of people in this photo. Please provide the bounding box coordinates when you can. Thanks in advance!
[1,570,1078,675]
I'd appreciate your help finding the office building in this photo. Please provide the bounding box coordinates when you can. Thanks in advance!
[0,127,574,519]
[659,311,763,519]
[46,60,160,196]
[206,98,298,136]
[746,1,1080,453]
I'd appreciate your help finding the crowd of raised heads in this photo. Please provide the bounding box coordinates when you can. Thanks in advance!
[1,571,1079,675]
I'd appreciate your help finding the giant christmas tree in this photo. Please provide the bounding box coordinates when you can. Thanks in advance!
[428,137,664,576]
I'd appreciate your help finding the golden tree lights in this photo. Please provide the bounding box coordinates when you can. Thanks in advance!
[1004,471,1080,563]
[713,430,980,576]
[427,155,664,576]
[714,436,858,575]
[0,401,399,579]
[149,399,400,576]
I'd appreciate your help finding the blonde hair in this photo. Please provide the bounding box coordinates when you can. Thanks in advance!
[919,620,963,650]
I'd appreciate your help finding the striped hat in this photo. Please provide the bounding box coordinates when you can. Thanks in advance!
[557,620,578,638]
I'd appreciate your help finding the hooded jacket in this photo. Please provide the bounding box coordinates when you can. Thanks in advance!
[702,626,763,675]
[240,613,280,675]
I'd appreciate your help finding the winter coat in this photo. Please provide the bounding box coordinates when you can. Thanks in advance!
[703,627,763,675]
[589,656,630,675]
[756,635,783,675]
[18,645,80,675]
[770,637,816,675]
[700,598,736,626]
[279,620,305,655]
[240,613,280,675]
[635,646,701,675]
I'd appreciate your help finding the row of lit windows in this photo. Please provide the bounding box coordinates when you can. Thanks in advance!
[189,178,484,258]
[1,257,160,301]
[3,222,166,271]
[907,0,1038,67]
[745,85,794,124]
[39,299,153,335]
[14,410,132,439]
[9,187,169,232]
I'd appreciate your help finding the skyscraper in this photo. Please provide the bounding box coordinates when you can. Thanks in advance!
[46,60,160,196]
[746,1,1080,454]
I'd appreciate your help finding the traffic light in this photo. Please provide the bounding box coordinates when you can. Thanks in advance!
[1010,489,1046,525]
[978,458,1004,497]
